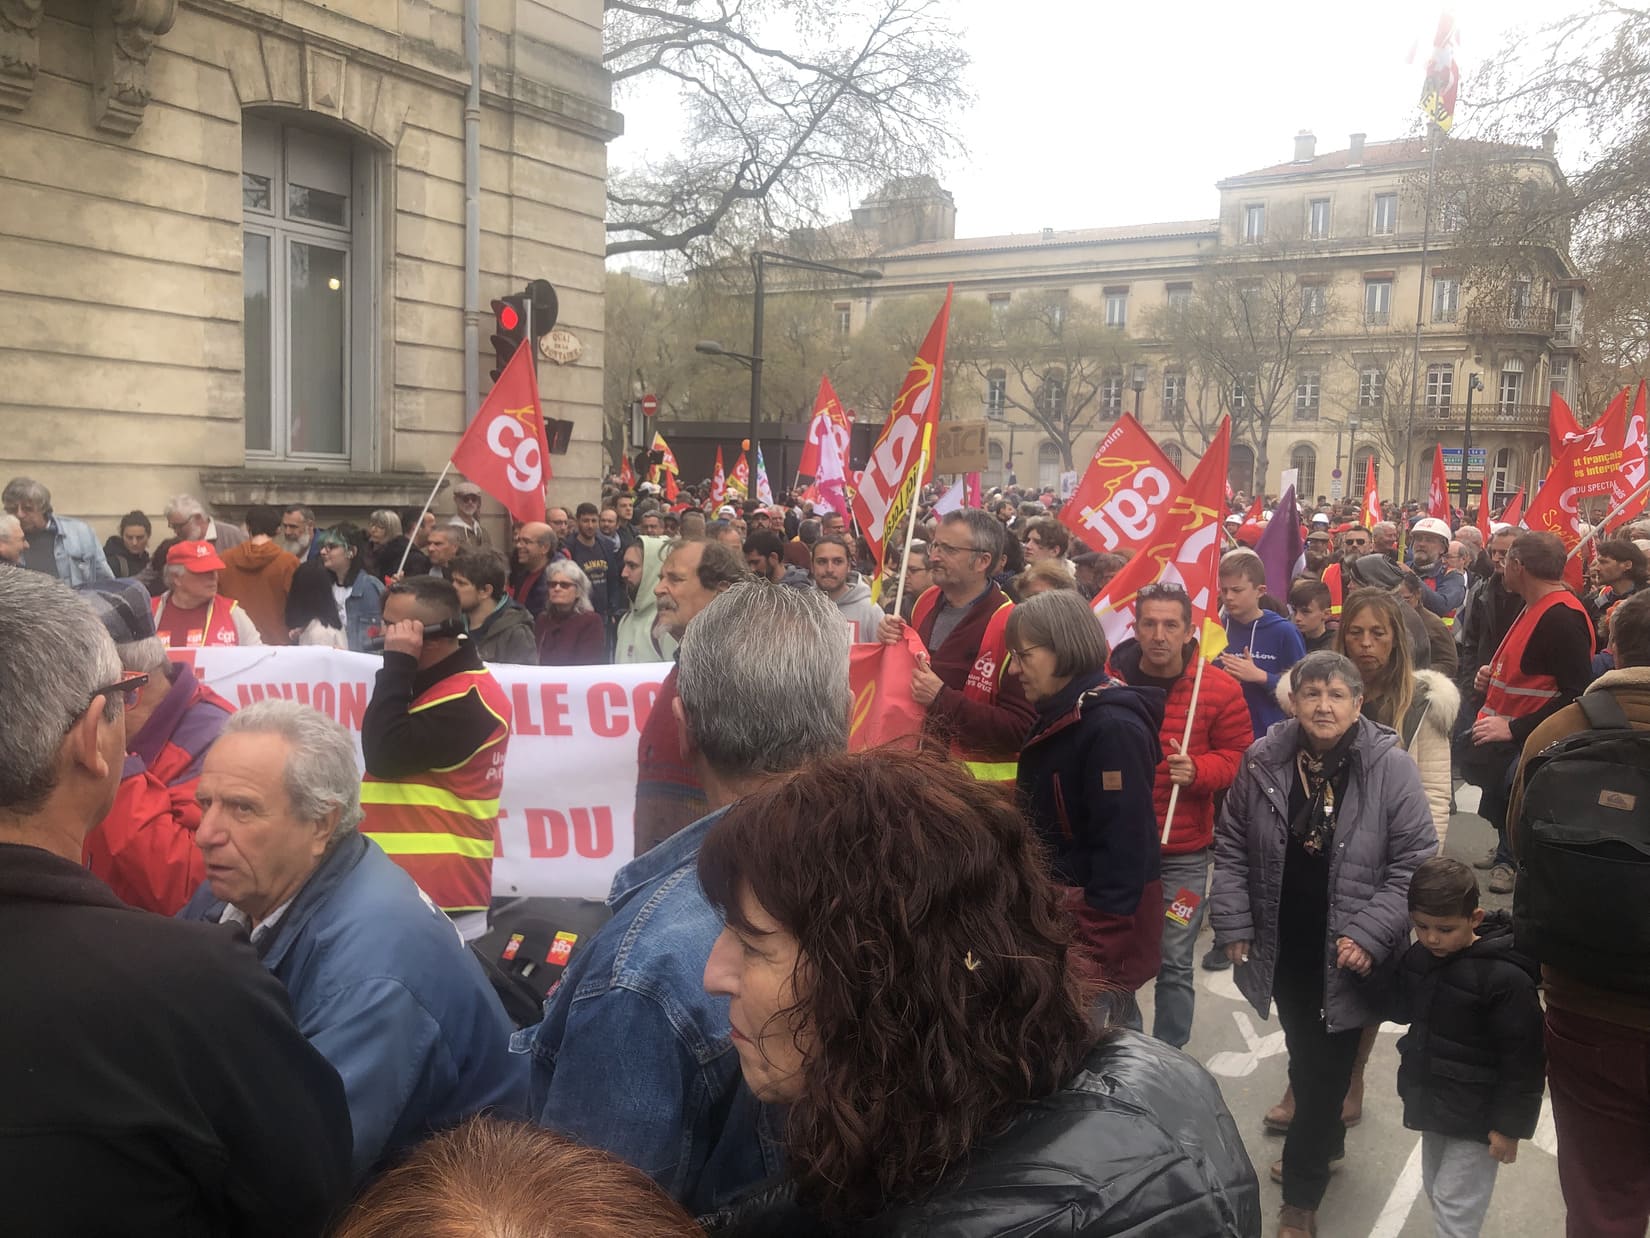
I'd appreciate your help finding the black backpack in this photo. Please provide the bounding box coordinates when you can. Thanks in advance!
[1513,690,1650,992]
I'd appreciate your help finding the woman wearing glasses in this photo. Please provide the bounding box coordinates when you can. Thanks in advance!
[1007,590,1166,1029]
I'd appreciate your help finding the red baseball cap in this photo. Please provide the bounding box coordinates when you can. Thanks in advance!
[166,539,226,572]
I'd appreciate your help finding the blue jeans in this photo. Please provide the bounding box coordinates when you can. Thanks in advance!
[1152,849,1210,1049]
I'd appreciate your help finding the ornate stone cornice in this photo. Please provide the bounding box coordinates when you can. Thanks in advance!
[94,0,177,134]
[0,0,44,113]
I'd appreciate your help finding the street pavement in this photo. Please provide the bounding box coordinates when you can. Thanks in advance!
[1144,788,1568,1237]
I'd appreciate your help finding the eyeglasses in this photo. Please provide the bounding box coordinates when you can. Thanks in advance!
[88,672,149,712]
[1006,645,1044,663]
[930,539,985,558]
[547,580,577,589]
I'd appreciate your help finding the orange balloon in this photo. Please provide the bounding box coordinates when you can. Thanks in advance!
[740,438,751,451]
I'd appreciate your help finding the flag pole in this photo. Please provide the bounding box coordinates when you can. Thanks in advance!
[397,461,454,577]
[892,434,931,620]
[1568,476,1650,559]
[1161,650,1208,846]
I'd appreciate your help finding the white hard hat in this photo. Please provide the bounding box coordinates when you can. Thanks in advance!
[1411,517,1451,541]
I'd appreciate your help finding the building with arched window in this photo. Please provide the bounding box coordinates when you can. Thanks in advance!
[2,0,617,532]
[780,131,1579,506]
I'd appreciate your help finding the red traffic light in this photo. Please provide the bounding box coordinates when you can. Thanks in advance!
[498,303,520,332]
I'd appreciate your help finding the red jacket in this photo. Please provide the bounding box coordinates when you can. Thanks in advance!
[910,584,1036,778]
[1109,639,1253,854]
[83,663,235,914]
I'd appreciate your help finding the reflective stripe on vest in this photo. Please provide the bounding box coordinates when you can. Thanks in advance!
[911,589,1021,785]
[362,667,511,912]
[1476,589,1593,722]
[962,759,1019,782]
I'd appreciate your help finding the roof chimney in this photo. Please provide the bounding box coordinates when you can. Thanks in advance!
[1293,130,1316,162]
[1542,129,1557,156]
[1348,132,1366,165]
[1041,226,1055,241]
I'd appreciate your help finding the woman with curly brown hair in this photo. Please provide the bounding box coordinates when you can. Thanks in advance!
[696,747,1259,1237]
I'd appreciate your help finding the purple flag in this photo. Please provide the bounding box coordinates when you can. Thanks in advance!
[1255,486,1305,601]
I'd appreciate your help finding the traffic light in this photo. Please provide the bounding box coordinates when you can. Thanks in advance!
[489,294,528,383]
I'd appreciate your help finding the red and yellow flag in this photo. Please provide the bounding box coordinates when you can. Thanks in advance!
[449,340,549,526]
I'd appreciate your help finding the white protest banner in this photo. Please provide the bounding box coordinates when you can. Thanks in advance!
[191,647,670,900]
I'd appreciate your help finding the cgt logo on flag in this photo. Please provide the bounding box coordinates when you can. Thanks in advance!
[489,406,545,492]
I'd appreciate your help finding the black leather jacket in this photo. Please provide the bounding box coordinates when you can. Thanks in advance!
[703,1030,1260,1237]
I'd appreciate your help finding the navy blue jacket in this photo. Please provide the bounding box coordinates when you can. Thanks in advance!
[181,835,526,1181]
[1222,608,1307,735]
[1017,672,1166,993]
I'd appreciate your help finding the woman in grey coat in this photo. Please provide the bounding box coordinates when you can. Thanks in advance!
[1210,650,1437,1238]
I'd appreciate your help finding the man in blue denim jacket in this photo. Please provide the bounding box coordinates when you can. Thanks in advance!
[517,581,852,1213]
[3,476,113,587]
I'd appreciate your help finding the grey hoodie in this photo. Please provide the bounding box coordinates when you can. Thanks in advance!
[614,534,678,665]
[829,572,884,643]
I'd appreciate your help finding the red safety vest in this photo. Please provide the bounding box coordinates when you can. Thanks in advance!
[912,590,1019,786]
[1476,589,1594,722]
[1322,562,1345,619]
[360,667,512,913]
[151,595,242,648]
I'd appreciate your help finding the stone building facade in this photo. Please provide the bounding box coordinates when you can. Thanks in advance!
[1,0,617,536]
[833,134,1580,505]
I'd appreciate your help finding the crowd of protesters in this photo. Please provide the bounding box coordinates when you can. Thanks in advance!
[5,464,1650,1238]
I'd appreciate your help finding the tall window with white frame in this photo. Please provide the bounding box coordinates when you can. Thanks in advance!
[1037,442,1060,490]
[1307,197,1330,240]
[1492,447,1516,495]
[985,369,1007,420]
[1302,284,1327,327]
[1038,369,1066,421]
[1166,284,1193,313]
[1499,361,1524,412]
[1358,364,1385,410]
[1099,370,1124,419]
[1432,276,1459,323]
[989,294,1010,333]
[1243,202,1266,243]
[1372,192,1398,236]
[1289,445,1317,497]
[1548,357,1571,404]
[1365,279,1392,327]
[242,116,363,462]
[1554,288,1579,343]
[1508,279,1532,325]
[1162,370,1185,421]
[834,302,851,337]
[1294,369,1320,420]
[1163,441,1183,472]
[1104,291,1128,329]
[1425,363,1454,416]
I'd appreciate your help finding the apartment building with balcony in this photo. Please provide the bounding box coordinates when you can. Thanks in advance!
[820,133,1580,504]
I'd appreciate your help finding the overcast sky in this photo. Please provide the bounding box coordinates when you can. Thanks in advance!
[610,0,1592,246]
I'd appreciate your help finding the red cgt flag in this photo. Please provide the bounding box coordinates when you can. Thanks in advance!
[1524,451,1589,590]
[1499,487,1525,527]
[1475,471,1493,544]
[1608,380,1649,529]
[1093,419,1231,655]
[1428,444,1452,522]
[799,376,852,480]
[450,340,550,526]
[1361,455,1382,529]
[710,446,727,504]
[1058,413,1186,554]
[847,626,928,751]
[852,287,952,572]
[1550,390,1584,458]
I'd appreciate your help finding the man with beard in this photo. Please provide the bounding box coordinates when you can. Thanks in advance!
[1372,521,1401,562]
[1321,524,1371,624]
[279,505,320,562]
[613,536,675,664]
[1303,528,1333,578]
[1408,518,1463,621]
[633,540,748,852]
[811,533,882,642]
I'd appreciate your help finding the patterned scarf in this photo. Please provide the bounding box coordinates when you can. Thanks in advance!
[1290,725,1358,857]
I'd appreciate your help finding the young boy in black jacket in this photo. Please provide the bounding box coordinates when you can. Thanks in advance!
[1392,856,1546,1237]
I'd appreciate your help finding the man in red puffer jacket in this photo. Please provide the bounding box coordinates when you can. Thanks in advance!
[1110,582,1253,1049]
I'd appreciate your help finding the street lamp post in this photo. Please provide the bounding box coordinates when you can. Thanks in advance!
[1131,362,1148,420]
[744,251,880,493]
[1348,415,1360,498]
[1460,372,1483,514]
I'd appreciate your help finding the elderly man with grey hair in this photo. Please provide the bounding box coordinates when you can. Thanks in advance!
[0,511,26,565]
[521,581,852,1213]
[0,570,352,1234]
[180,698,525,1183]
[2,475,113,585]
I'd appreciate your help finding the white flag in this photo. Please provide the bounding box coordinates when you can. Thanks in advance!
[931,478,964,516]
